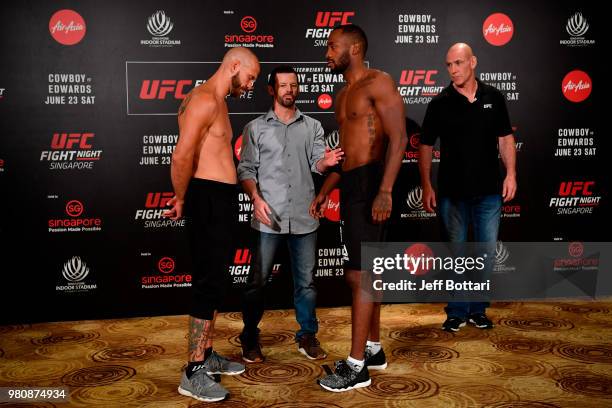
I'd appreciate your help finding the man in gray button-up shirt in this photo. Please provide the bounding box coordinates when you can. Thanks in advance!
[237,65,342,363]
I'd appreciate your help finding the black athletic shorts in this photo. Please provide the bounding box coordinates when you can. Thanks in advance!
[184,178,237,320]
[340,162,387,271]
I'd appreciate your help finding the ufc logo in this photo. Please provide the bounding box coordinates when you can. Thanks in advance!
[399,70,437,85]
[559,181,594,196]
[234,249,251,265]
[145,192,174,208]
[139,80,192,100]
[315,11,355,27]
[51,133,93,149]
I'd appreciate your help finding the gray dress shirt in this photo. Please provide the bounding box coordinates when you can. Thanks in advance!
[238,108,326,234]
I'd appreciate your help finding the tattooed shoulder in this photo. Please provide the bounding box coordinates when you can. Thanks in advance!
[178,93,193,117]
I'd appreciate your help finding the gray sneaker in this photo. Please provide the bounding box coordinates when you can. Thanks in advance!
[178,370,228,402]
[205,350,245,375]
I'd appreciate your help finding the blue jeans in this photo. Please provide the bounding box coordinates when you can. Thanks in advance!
[241,230,318,343]
[438,195,501,319]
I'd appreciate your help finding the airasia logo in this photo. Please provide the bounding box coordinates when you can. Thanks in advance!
[241,16,257,33]
[318,94,333,109]
[562,70,592,103]
[51,133,94,149]
[234,135,243,160]
[559,181,594,196]
[139,80,192,100]
[315,11,355,27]
[158,257,175,274]
[145,192,174,208]
[399,70,437,85]
[234,249,252,265]
[49,10,86,45]
[66,200,84,217]
[324,189,341,222]
[483,13,514,46]
[568,242,584,258]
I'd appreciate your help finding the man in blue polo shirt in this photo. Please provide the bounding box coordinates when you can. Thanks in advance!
[419,43,517,332]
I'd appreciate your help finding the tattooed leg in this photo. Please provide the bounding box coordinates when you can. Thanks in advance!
[188,312,217,361]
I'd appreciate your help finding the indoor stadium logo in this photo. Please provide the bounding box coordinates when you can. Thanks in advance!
[62,256,90,282]
[325,130,340,150]
[562,70,592,103]
[141,11,180,47]
[560,12,595,47]
[406,187,424,211]
[49,9,86,46]
[482,13,514,46]
[147,10,174,37]
[495,241,510,265]
[566,12,589,37]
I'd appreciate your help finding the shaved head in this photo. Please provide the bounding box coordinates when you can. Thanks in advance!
[223,47,259,69]
[445,42,477,88]
[446,43,474,60]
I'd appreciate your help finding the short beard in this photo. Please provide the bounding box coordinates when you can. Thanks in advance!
[277,94,295,108]
[330,51,350,74]
[229,73,242,97]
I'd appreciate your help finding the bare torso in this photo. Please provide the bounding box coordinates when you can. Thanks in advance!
[178,84,237,184]
[335,69,387,171]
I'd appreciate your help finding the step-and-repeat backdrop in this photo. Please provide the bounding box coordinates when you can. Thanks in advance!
[0,1,603,323]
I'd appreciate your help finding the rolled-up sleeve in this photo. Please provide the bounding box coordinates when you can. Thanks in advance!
[309,120,326,174]
[237,121,259,182]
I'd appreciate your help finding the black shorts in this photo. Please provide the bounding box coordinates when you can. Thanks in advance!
[184,178,237,320]
[340,162,387,270]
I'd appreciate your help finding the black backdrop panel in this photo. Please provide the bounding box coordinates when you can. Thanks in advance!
[0,0,603,324]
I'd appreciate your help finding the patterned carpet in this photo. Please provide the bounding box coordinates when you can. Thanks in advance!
[1,301,612,407]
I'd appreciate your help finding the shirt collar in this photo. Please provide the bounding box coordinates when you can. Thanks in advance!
[448,79,484,101]
[265,107,304,124]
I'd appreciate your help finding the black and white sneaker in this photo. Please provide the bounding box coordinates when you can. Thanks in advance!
[468,313,494,329]
[364,348,387,370]
[442,317,466,332]
[318,360,371,392]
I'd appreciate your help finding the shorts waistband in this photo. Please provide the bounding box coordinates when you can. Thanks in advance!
[342,161,383,177]
[189,178,237,191]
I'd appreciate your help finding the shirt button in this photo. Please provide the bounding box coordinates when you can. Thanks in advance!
[289,199,292,202]
[289,184,292,188]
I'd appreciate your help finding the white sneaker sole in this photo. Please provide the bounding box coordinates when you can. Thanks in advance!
[367,362,387,370]
[319,378,372,392]
[178,386,227,402]
[444,321,466,332]
[468,319,493,329]
[299,347,327,360]
[207,368,245,376]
